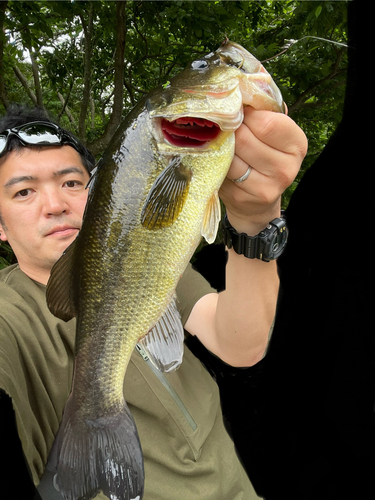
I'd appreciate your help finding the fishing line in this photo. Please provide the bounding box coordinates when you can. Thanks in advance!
[261,36,351,63]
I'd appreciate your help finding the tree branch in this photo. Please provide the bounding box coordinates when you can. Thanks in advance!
[12,65,38,106]
[289,48,346,114]
[57,79,76,126]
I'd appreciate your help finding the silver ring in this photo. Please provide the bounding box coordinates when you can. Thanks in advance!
[231,167,251,183]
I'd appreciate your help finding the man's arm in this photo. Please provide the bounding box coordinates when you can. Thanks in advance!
[185,107,307,367]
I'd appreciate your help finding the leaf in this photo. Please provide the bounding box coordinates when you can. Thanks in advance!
[0,0,348,208]
[0,257,11,270]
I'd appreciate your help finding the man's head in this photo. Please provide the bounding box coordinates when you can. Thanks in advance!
[0,105,96,173]
[0,106,95,284]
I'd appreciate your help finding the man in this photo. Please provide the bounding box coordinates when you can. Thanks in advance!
[0,105,307,499]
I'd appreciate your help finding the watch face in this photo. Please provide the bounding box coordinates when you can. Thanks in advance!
[273,232,285,252]
[271,226,288,259]
[263,223,288,261]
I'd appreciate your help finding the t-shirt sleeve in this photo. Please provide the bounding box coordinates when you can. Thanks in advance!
[176,263,216,327]
[0,313,36,480]
[0,316,23,397]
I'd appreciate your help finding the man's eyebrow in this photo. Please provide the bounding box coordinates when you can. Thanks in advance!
[3,167,86,190]
[54,167,86,177]
[4,175,36,189]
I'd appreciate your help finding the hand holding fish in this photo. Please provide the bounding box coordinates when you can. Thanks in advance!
[220,106,308,235]
[188,108,307,368]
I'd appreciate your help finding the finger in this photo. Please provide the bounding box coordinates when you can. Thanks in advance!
[233,115,305,182]
[227,154,250,181]
[241,107,308,156]
[227,137,298,195]
[222,164,282,207]
[232,122,288,181]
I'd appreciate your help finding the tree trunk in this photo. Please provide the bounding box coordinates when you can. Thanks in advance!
[0,0,9,110]
[78,1,94,143]
[12,65,38,106]
[28,49,44,109]
[105,0,127,134]
[88,0,127,156]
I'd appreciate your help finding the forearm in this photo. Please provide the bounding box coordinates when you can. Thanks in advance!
[186,208,280,367]
[185,108,306,367]
[214,207,280,367]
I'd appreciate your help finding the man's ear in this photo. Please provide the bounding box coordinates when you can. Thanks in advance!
[0,222,8,242]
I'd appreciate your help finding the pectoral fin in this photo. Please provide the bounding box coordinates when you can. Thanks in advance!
[138,294,184,372]
[46,240,77,322]
[201,190,221,244]
[141,157,192,230]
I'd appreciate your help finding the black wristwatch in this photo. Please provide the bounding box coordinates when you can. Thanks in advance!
[222,213,288,262]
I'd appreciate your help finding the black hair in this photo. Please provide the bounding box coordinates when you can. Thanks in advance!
[0,104,96,173]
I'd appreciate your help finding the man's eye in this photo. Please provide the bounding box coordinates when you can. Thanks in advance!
[15,189,31,198]
[64,180,81,188]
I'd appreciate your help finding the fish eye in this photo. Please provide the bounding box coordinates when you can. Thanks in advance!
[191,60,208,70]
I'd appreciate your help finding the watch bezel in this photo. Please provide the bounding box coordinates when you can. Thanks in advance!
[259,219,288,261]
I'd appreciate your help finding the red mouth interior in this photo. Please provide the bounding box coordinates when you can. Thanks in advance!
[161,117,220,147]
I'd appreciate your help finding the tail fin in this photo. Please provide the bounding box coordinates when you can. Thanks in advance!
[47,395,144,500]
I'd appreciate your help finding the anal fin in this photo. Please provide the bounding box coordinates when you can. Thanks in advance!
[137,294,184,372]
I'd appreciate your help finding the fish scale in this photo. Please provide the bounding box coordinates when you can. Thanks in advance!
[46,40,284,500]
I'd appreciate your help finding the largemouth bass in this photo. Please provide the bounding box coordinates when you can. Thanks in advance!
[46,41,284,500]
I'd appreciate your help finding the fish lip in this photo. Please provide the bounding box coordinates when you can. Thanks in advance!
[147,81,244,131]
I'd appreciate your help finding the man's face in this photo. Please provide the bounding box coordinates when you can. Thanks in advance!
[0,145,90,283]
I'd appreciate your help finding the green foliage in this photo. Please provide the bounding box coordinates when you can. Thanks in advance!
[0,0,349,265]
[1,1,348,140]
[0,242,17,269]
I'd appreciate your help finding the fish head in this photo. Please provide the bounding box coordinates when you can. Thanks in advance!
[147,40,284,153]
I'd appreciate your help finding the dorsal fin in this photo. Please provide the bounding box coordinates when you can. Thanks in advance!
[46,240,77,322]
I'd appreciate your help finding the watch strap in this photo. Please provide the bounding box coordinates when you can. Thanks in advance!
[222,214,261,259]
[222,213,287,261]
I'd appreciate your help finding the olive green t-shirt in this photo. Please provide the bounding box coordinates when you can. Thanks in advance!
[0,264,261,500]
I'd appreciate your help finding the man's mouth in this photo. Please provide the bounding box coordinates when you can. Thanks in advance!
[161,117,221,147]
[45,225,79,237]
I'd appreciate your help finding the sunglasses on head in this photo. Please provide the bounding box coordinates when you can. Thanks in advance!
[0,121,84,158]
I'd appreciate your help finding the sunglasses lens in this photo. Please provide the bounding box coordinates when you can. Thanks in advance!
[0,135,6,155]
[0,122,85,160]
[18,123,61,145]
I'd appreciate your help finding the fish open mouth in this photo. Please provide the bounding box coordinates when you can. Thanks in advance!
[161,117,221,147]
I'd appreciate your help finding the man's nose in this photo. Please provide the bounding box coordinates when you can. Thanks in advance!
[42,189,70,216]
